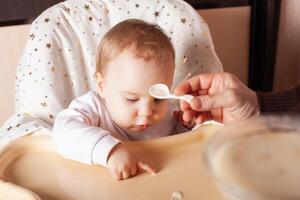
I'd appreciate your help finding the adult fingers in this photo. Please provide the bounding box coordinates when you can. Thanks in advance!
[180,100,191,112]
[195,112,213,124]
[191,95,226,111]
[174,110,195,129]
[182,110,196,122]
[190,90,234,112]
[175,73,214,95]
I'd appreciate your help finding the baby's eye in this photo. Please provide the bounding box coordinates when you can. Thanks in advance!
[126,97,139,102]
[154,98,165,103]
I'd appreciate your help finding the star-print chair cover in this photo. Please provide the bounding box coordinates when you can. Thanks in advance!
[0,0,222,145]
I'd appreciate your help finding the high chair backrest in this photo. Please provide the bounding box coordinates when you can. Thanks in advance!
[0,0,222,145]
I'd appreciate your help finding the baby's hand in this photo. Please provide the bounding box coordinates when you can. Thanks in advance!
[107,144,157,180]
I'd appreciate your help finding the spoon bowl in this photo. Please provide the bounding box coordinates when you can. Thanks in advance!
[149,83,194,104]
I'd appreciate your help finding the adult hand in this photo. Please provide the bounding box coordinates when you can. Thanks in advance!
[107,144,157,180]
[175,72,260,124]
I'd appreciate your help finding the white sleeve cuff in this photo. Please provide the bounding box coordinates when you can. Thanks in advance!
[91,134,121,167]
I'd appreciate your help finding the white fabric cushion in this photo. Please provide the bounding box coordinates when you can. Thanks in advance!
[0,0,222,145]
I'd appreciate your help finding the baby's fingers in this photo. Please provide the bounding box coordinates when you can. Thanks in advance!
[121,169,131,180]
[112,170,122,180]
[130,165,138,176]
[138,161,157,175]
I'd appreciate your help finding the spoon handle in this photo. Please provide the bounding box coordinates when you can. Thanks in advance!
[170,94,194,104]
[179,94,194,104]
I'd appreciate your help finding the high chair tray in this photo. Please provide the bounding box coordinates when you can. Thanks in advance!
[0,125,223,200]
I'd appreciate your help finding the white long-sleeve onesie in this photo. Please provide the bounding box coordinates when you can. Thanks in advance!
[52,91,188,167]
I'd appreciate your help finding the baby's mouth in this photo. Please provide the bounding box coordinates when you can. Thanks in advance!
[132,124,148,131]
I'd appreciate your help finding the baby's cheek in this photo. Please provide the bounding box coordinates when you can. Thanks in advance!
[154,103,168,120]
[115,106,136,124]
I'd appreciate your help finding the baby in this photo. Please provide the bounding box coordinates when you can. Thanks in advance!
[53,19,189,180]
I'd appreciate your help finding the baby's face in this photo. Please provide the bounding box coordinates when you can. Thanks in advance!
[96,50,174,132]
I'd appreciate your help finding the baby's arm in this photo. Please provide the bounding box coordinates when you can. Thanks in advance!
[52,93,120,166]
[53,92,156,180]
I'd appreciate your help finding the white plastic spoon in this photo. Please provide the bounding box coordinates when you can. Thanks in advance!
[149,83,194,104]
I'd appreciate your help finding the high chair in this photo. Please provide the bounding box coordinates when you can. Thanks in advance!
[0,0,224,199]
[0,0,222,145]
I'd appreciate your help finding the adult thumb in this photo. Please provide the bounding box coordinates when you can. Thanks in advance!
[190,93,227,112]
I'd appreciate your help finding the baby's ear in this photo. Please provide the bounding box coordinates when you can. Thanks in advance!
[95,72,105,97]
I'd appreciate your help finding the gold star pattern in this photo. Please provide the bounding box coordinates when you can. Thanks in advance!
[29,34,35,40]
[44,18,50,23]
[46,43,51,48]
[154,11,160,17]
[41,102,48,107]
[49,114,54,120]
[64,7,71,12]
[84,4,90,10]
[180,18,187,24]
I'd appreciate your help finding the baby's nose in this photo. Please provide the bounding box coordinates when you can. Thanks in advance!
[138,105,153,117]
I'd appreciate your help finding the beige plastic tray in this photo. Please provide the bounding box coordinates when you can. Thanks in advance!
[0,125,223,200]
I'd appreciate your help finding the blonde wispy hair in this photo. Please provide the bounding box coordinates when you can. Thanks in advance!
[95,19,175,75]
